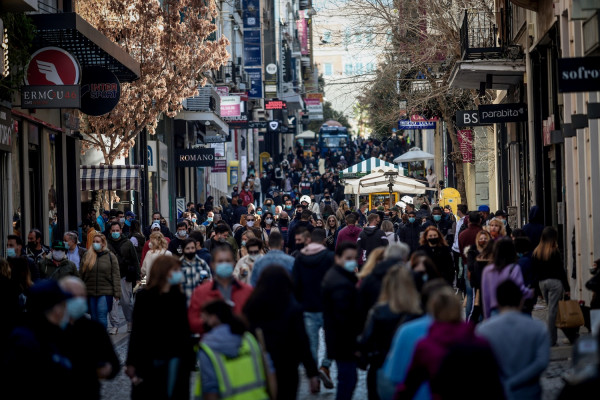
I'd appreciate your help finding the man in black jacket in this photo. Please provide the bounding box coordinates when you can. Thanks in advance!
[144,211,173,239]
[398,210,421,253]
[322,242,361,399]
[292,228,335,389]
[60,277,120,400]
[168,221,190,256]
[106,222,139,334]
[288,209,315,252]
[356,213,389,266]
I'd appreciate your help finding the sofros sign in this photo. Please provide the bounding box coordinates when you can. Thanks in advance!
[557,57,600,93]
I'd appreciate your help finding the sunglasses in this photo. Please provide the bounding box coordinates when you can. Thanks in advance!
[248,250,260,255]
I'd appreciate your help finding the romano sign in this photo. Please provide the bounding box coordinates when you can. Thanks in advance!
[557,56,600,93]
[478,103,527,124]
[175,148,215,167]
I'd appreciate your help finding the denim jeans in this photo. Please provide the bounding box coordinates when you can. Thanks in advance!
[109,277,134,327]
[303,312,331,369]
[464,266,473,321]
[539,278,564,345]
[336,360,358,400]
[89,295,113,328]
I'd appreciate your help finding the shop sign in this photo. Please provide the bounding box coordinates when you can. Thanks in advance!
[25,47,80,86]
[248,121,267,129]
[147,141,157,172]
[175,148,215,167]
[248,70,263,99]
[243,30,262,68]
[220,95,241,117]
[306,93,324,102]
[80,66,121,116]
[21,85,81,109]
[456,110,491,127]
[242,0,261,29]
[0,106,12,152]
[557,57,600,93]
[297,11,309,55]
[398,120,436,129]
[267,120,281,133]
[265,100,287,110]
[478,103,527,123]
[212,159,227,172]
[203,135,226,143]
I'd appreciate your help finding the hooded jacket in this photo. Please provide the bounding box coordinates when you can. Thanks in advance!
[107,235,140,282]
[398,221,422,253]
[335,224,362,250]
[356,226,388,264]
[38,256,79,280]
[523,206,544,248]
[358,258,403,323]
[292,243,334,312]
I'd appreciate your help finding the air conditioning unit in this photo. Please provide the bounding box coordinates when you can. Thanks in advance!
[182,85,220,112]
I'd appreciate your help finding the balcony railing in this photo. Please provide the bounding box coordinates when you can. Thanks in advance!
[459,10,505,60]
[182,86,220,114]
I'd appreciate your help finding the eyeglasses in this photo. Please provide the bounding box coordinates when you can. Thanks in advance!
[246,219,255,222]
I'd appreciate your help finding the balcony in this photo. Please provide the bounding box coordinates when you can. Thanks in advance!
[449,10,525,90]
[179,85,228,135]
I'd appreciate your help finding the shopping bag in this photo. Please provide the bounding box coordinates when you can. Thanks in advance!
[556,299,585,329]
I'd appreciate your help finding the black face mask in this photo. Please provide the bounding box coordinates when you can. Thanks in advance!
[296,243,305,250]
[27,242,36,249]
[427,237,439,245]
[279,219,288,226]
[184,252,196,260]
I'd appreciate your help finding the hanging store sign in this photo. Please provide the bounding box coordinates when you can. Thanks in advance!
[248,70,263,99]
[398,120,436,129]
[478,103,527,123]
[175,148,215,167]
[557,56,600,93]
[248,121,267,129]
[220,95,241,117]
[267,120,281,133]
[243,30,262,68]
[242,0,261,29]
[25,47,80,85]
[80,66,121,116]
[21,85,81,109]
[297,11,309,56]
[212,159,227,173]
[203,135,226,143]
[0,106,12,152]
[265,100,287,110]
[457,129,474,164]
[456,110,492,127]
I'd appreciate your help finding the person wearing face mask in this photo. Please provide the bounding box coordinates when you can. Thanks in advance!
[466,230,494,323]
[26,228,51,264]
[38,240,79,280]
[60,276,120,400]
[144,212,174,240]
[7,234,41,282]
[233,238,264,285]
[322,242,362,398]
[188,245,253,334]
[142,232,172,281]
[121,211,136,237]
[288,209,315,253]
[126,256,193,399]
[239,183,255,207]
[80,233,121,329]
[399,211,423,254]
[417,226,454,286]
[263,198,276,215]
[180,238,212,305]
[319,190,339,216]
[168,221,191,256]
[1,279,75,399]
[420,206,451,241]
[277,211,290,249]
[106,222,140,334]
[260,211,276,237]
[202,211,215,228]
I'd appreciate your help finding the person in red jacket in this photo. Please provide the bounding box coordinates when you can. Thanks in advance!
[335,213,362,250]
[239,183,255,207]
[188,245,253,334]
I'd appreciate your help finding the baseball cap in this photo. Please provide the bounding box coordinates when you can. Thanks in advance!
[51,240,68,250]
[151,222,161,230]
[125,211,136,217]
[27,279,72,313]
[478,205,490,212]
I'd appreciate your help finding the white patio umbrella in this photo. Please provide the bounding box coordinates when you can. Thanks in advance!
[393,147,435,163]
[357,170,431,195]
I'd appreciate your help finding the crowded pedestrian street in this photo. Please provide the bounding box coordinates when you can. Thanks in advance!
[2,0,600,399]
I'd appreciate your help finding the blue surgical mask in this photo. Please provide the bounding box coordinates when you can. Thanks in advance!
[168,270,185,285]
[6,248,16,257]
[111,232,121,240]
[207,217,213,222]
[215,263,234,278]
[408,217,416,223]
[257,211,262,216]
[66,297,88,320]
[59,311,70,330]
[343,260,358,272]
[433,215,442,222]
[93,243,102,252]
[119,218,125,223]
[153,219,160,225]
[124,219,131,226]
[241,241,247,247]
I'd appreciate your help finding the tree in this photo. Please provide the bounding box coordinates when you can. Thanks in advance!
[77,0,229,164]
[329,0,495,204]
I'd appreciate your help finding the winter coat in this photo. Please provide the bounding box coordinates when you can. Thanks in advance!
[292,243,335,312]
[385,231,401,244]
[80,251,121,297]
[322,265,361,361]
[356,226,389,265]
[107,236,140,282]
[287,220,314,252]
[522,206,544,249]
[417,244,454,285]
[398,222,422,253]
[335,225,362,250]
[38,256,79,280]
[358,258,403,324]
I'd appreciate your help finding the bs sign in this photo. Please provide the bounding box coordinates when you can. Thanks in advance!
[455,110,491,127]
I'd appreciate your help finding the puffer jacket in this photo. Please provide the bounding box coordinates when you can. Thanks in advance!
[80,251,121,297]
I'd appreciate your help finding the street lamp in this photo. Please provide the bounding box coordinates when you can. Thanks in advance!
[384,170,399,209]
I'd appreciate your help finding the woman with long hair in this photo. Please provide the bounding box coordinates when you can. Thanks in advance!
[141,232,172,280]
[532,227,570,346]
[466,230,494,323]
[324,215,339,252]
[336,200,349,224]
[486,218,507,241]
[126,255,192,399]
[261,211,276,237]
[381,220,400,244]
[409,252,441,292]
[358,267,422,400]
[481,238,532,319]
[417,226,454,285]
[80,233,121,328]
[238,230,256,260]
[243,266,319,399]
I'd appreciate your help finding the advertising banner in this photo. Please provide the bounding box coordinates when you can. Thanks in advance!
[248,70,263,99]
[243,30,262,68]
[297,11,309,56]
[220,95,241,117]
[457,129,474,164]
[242,0,261,30]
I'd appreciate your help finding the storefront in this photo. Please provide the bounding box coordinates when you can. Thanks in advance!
[0,104,14,255]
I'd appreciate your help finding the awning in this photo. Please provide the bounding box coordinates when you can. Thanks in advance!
[81,165,142,191]
[295,130,316,139]
[340,157,405,179]
[30,13,140,82]
[175,111,229,135]
[357,170,432,195]
[393,148,435,163]
[449,59,525,90]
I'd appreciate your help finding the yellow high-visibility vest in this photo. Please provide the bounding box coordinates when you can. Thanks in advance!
[195,332,269,400]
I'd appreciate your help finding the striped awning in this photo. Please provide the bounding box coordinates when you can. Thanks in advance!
[80,165,142,191]
[340,157,404,179]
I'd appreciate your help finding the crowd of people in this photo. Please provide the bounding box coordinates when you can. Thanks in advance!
[1,138,600,399]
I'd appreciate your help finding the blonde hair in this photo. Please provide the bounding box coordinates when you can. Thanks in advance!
[357,247,386,279]
[427,286,462,322]
[241,230,256,244]
[379,266,422,314]
[533,226,559,262]
[149,232,168,252]
[486,218,507,238]
[81,233,107,274]
[381,220,395,233]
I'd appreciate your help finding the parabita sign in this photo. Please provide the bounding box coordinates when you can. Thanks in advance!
[175,148,215,167]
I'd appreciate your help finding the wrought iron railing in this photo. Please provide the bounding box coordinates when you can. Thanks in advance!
[459,10,505,60]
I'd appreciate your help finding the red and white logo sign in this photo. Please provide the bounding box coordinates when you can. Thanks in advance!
[25,47,80,86]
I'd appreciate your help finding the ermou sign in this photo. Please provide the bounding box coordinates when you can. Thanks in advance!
[22,85,81,109]
[175,148,215,167]
[557,56,600,93]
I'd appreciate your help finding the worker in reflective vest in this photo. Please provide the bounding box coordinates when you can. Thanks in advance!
[195,300,272,400]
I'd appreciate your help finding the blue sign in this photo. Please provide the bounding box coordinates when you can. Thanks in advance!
[242,0,261,30]
[248,69,263,98]
[398,120,436,129]
[243,30,262,68]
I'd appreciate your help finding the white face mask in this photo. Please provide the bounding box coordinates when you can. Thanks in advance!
[265,218,273,224]
[177,230,188,238]
[52,250,65,261]
[246,221,255,227]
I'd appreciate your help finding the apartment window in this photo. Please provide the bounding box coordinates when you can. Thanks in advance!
[344,63,353,75]
[322,30,332,43]
[366,63,374,72]
[354,63,363,75]
[344,28,351,46]
[324,63,333,76]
